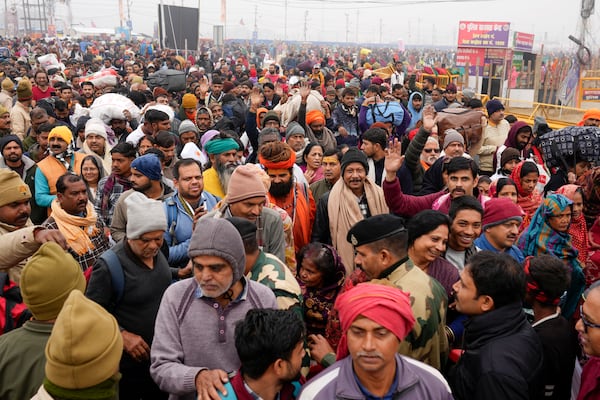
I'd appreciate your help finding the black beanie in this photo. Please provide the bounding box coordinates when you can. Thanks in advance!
[341,148,369,174]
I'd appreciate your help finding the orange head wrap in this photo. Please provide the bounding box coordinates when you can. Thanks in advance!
[578,108,600,126]
[259,141,296,170]
[256,107,268,128]
[306,109,325,126]
[335,282,415,360]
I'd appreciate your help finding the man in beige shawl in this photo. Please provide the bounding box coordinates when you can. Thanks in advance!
[311,148,388,273]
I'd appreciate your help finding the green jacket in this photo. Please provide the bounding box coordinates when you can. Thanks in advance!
[0,320,53,400]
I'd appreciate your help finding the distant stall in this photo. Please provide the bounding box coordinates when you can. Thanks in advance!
[455,21,537,101]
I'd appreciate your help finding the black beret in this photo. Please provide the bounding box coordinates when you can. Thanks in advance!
[347,214,406,247]
[226,216,257,241]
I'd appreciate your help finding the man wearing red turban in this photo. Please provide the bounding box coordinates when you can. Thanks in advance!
[299,283,453,400]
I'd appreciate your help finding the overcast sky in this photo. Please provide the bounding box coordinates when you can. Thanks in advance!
[57,0,595,52]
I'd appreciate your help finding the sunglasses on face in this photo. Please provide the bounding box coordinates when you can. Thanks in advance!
[423,148,441,154]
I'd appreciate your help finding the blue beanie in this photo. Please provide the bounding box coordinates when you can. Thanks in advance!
[486,99,505,116]
[131,154,162,181]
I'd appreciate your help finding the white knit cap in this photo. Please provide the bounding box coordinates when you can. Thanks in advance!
[125,192,167,239]
[84,117,108,140]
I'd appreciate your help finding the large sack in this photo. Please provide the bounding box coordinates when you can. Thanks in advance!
[80,69,118,89]
[436,108,485,154]
[365,101,405,127]
[146,69,186,92]
[90,93,141,124]
[274,89,324,127]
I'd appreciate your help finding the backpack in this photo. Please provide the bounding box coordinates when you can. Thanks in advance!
[0,272,32,334]
[538,126,600,169]
[99,250,125,311]
[436,108,485,152]
[365,101,405,127]
[147,69,186,92]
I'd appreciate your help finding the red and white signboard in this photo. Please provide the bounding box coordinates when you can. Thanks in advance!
[513,32,535,52]
[458,21,511,48]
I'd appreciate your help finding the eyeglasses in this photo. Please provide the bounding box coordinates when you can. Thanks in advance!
[580,304,600,333]
[423,148,441,154]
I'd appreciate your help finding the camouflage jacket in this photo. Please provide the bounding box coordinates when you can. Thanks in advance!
[246,251,302,317]
[372,258,449,370]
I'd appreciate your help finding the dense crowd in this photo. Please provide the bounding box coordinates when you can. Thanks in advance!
[0,36,598,400]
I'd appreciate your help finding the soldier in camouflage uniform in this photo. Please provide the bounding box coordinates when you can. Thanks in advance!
[314,214,448,371]
[227,216,302,316]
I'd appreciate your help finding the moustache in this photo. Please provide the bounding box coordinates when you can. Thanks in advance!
[16,212,30,221]
[356,351,384,359]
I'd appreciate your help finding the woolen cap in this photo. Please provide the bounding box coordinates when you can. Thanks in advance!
[84,117,107,140]
[125,192,167,239]
[178,119,199,136]
[17,77,32,101]
[263,110,280,126]
[0,135,23,153]
[285,121,305,140]
[131,154,162,181]
[226,164,266,204]
[182,93,197,109]
[482,198,524,230]
[1,77,13,91]
[347,214,406,247]
[442,129,464,149]
[21,242,86,320]
[486,99,505,116]
[45,290,122,389]
[188,218,246,284]
[48,125,73,144]
[340,148,369,174]
[500,147,521,167]
[0,169,31,207]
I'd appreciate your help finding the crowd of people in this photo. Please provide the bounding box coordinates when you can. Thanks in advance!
[0,35,598,400]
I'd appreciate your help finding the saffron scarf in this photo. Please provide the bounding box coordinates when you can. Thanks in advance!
[327,177,388,274]
[510,161,542,231]
[517,194,585,319]
[556,184,589,264]
[50,199,100,256]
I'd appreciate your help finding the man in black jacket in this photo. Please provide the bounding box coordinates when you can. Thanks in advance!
[449,251,543,400]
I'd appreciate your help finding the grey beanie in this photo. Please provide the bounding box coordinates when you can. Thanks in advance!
[285,121,305,141]
[178,119,199,136]
[125,192,167,239]
[443,129,465,149]
[188,218,246,284]
[258,127,281,146]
